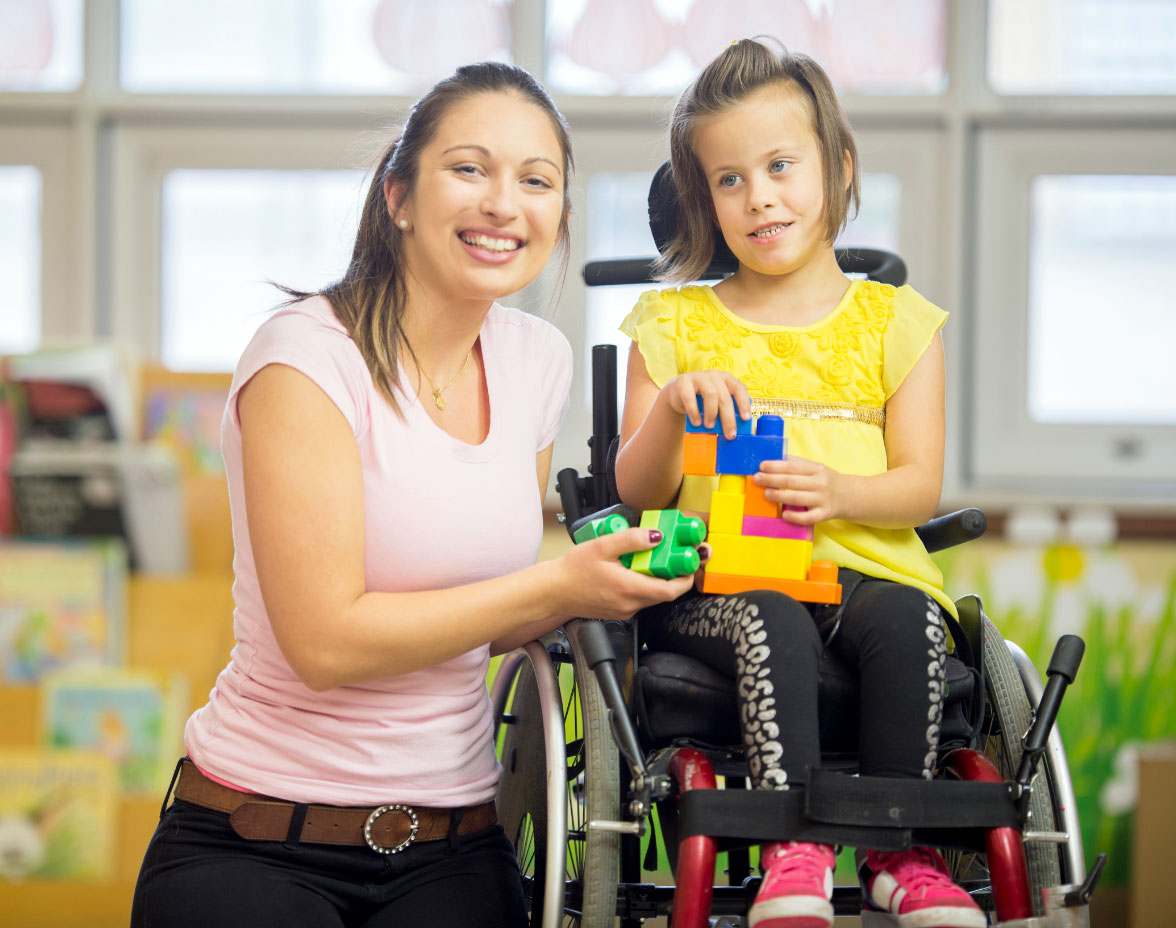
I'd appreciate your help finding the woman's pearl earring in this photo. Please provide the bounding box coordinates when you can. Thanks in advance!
[397,218,409,230]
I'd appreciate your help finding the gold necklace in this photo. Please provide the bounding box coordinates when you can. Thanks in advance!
[418,351,471,411]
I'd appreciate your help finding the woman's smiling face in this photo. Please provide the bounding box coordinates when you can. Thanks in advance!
[392,90,567,306]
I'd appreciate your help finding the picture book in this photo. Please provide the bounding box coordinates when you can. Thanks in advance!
[41,667,188,795]
[0,538,127,684]
[0,750,118,882]
[140,366,230,477]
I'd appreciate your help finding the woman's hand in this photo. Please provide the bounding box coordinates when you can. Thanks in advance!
[548,527,696,621]
[661,371,752,440]
[753,456,847,525]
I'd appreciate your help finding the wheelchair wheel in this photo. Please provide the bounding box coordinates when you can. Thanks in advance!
[943,615,1063,916]
[496,624,622,927]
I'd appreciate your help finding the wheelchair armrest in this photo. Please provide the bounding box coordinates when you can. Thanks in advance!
[915,508,987,553]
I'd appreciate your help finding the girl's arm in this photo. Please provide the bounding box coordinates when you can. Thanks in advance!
[756,331,945,529]
[240,363,693,691]
[615,342,751,511]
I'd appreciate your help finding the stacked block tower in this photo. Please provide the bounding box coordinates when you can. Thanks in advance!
[684,408,841,604]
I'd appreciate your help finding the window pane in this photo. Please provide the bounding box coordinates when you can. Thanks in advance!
[121,0,512,94]
[0,166,41,353]
[989,0,1176,94]
[584,172,658,405]
[0,0,83,91]
[161,169,365,371]
[837,172,901,255]
[548,0,945,95]
[1028,175,1176,424]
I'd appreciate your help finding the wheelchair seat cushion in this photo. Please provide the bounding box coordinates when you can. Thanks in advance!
[633,649,975,756]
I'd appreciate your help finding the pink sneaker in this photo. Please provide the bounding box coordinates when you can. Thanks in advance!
[747,841,836,928]
[861,847,987,927]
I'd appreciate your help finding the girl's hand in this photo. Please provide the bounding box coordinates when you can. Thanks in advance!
[551,528,696,621]
[661,371,752,440]
[754,456,846,524]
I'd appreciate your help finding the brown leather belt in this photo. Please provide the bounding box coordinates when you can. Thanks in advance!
[173,760,497,855]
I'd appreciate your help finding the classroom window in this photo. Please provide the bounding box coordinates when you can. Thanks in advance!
[1028,174,1176,425]
[0,0,84,91]
[0,166,42,354]
[546,0,946,95]
[988,0,1176,94]
[120,0,513,94]
[160,169,364,371]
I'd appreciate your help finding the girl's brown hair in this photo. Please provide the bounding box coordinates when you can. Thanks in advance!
[655,37,860,284]
[281,62,573,413]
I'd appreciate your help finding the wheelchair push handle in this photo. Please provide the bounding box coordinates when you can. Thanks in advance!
[1015,634,1085,790]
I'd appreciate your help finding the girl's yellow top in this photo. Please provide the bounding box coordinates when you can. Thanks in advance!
[619,278,956,617]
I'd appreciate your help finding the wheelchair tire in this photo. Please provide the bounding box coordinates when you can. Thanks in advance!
[944,615,1063,916]
[496,627,622,927]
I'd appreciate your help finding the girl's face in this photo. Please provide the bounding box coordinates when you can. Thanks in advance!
[390,91,566,307]
[693,84,832,279]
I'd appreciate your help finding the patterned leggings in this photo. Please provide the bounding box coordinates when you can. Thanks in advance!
[639,578,947,789]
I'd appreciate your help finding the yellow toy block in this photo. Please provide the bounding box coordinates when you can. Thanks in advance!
[708,490,744,535]
[705,533,813,580]
[682,432,718,475]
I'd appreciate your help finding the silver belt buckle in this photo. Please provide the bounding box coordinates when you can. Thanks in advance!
[363,803,419,855]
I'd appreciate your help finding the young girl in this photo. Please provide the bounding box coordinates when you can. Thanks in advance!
[615,39,985,928]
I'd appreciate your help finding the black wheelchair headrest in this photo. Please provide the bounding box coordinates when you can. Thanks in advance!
[645,160,907,287]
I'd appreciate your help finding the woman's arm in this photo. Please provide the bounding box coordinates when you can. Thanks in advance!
[756,331,946,528]
[615,342,752,512]
[240,364,692,691]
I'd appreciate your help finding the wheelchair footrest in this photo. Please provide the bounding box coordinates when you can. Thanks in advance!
[675,770,1019,852]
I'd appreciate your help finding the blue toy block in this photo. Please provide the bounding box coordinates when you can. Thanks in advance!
[716,434,782,475]
[685,395,752,435]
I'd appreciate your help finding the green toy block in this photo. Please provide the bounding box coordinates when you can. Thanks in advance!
[572,512,634,567]
[630,509,707,579]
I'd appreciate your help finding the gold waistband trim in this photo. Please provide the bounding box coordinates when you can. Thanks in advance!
[751,398,886,428]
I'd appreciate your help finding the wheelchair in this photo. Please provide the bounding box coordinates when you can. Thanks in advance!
[493,163,1101,927]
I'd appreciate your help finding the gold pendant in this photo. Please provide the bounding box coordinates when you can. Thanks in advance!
[432,389,446,411]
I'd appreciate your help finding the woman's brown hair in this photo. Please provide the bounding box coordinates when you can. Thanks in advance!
[655,37,860,284]
[280,61,573,414]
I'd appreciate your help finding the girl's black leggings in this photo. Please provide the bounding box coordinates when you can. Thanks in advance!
[639,576,948,789]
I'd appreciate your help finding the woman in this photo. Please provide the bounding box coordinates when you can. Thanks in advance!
[131,61,693,928]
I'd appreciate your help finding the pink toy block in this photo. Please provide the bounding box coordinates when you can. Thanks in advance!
[742,515,813,541]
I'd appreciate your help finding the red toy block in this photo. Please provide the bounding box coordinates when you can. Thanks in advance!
[682,432,718,475]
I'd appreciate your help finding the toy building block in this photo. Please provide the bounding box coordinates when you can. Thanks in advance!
[631,509,707,579]
[714,413,787,476]
[742,515,813,541]
[698,567,842,604]
[685,396,753,435]
[742,475,778,518]
[708,473,745,535]
[705,533,812,580]
[572,511,635,567]
[682,432,718,475]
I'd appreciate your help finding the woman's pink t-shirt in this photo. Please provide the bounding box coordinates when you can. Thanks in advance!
[184,295,572,806]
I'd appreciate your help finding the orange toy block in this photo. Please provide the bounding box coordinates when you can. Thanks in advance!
[682,432,718,475]
[705,533,812,580]
[697,569,842,604]
[742,475,778,518]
